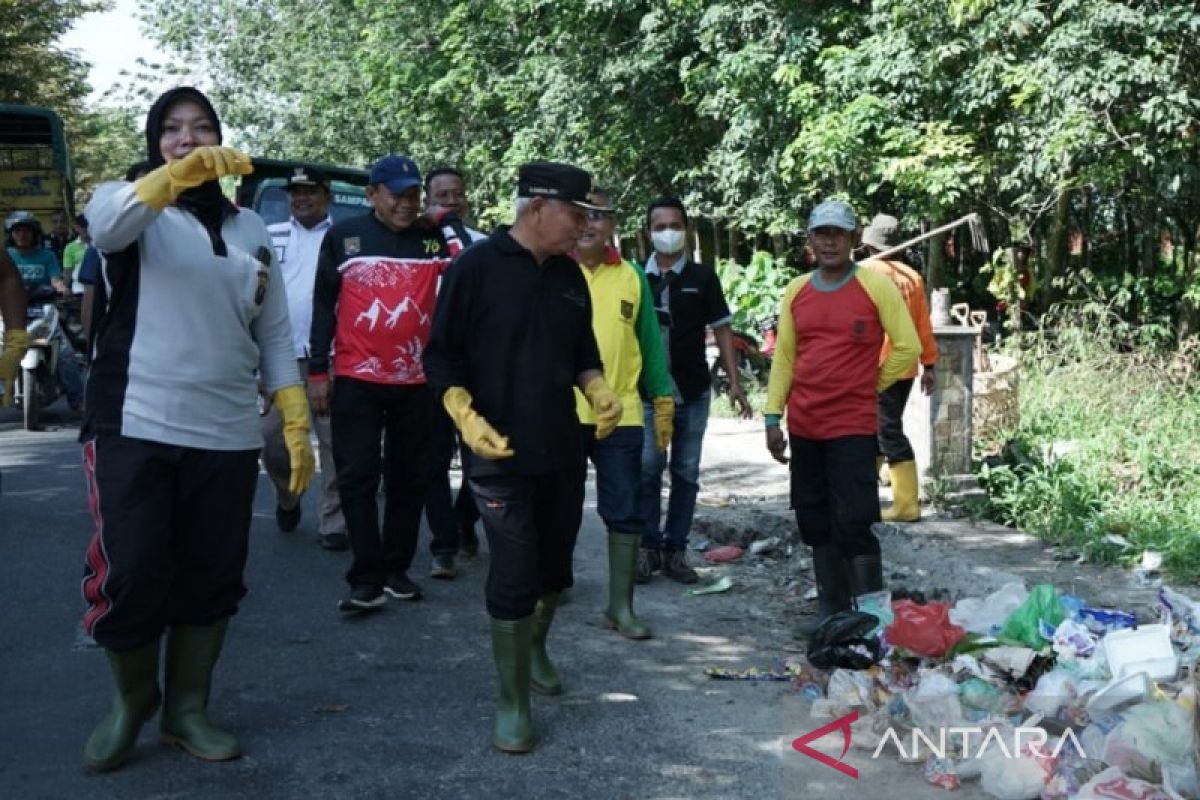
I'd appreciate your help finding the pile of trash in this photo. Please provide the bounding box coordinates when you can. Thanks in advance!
[792,582,1200,799]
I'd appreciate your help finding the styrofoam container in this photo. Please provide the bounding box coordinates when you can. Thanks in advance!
[1085,670,1150,713]
[1102,623,1178,681]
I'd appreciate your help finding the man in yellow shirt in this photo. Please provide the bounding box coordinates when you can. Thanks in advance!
[569,189,675,647]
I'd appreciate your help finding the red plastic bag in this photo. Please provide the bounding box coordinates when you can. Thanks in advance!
[703,545,744,564]
[885,599,966,658]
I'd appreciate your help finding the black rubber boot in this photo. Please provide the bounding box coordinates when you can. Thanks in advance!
[530,593,562,696]
[490,616,534,754]
[848,553,885,597]
[159,619,241,762]
[794,547,852,639]
[84,639,162,772]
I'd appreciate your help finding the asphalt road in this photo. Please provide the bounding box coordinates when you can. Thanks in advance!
[0,402,980,799]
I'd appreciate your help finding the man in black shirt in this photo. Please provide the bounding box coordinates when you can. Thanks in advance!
[638,197,752,584]
[424,161,621,755]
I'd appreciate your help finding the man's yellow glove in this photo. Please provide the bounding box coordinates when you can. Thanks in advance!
[0,330,29,408]
[443,387,514,460]
[273,384,316,495]
[651,396,674,452]
[135,146,254,210]
[583,376,622,440]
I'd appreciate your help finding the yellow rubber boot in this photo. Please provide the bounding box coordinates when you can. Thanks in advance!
[882,460,920,522]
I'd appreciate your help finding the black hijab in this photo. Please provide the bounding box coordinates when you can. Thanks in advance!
[144,87,235,239]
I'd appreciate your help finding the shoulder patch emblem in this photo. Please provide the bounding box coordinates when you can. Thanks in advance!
[344,236,361,255]
[620,300,634,320]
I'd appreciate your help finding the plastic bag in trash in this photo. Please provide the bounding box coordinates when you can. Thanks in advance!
[1077,606,1137,636]
[1001,584,1065,649]
[925,756,962,790]
[980,747,1052,800]
[1051,618,1098,659]
[1025,669,1078,716]
[826,668,877,712]
[855,589,893,634]
[906,671,966,730]
[951,582,1028,635]
[1113,701,1194,782]
[1075,766,1172,800]
[886,600,967,658]
[808,610,882,670]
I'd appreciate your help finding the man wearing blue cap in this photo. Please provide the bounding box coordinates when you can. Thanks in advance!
[308,155,472,613]
[763,200,920,636]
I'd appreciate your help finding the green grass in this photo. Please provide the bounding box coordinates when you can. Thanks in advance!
[976,311,1200,581]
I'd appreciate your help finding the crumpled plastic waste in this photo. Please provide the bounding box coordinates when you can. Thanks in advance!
[855,589,893,635]
[1001,584,1065,649]
[887,599,966,658]
[702,545,743,564]
[1076,766,1173,800]
[1025,669,1079,717]
[980,745,1052,800]
[1051,618,1098,659]
[704,665,797,681]
[951,582,1028,636]
[807,610,882,670]
[826,668,878,712]
[906,670,965,730]
[924,756,961,790]
[1077,606,1138,636]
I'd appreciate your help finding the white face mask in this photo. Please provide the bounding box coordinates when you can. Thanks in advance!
[651,228,686,255]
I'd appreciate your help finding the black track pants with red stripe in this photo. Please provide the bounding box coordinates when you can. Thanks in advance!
[81,435,258,651]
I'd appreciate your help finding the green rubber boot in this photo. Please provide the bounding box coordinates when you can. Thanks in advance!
[530,593,562,696]
[84,639,162,772]
[159,619,241,761]
[490,615,534,754]
[603,531,652,640]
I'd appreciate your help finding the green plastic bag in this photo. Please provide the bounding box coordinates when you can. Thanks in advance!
[1000,583,1065,648]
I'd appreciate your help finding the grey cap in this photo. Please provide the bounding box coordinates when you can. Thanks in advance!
[862,214,901,250]
[806,200,857,233]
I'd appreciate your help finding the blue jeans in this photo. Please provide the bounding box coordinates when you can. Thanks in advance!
[582,425,643,534]
[639,391,710,551]
[54,327,84,407]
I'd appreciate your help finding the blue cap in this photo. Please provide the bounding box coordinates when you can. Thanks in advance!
[369,155,422,194]
[806,200,858,233]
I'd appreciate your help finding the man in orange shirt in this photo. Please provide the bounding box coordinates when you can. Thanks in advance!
[859,214,938,522]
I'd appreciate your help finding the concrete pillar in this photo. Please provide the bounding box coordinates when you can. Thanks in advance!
[901,326,984,504]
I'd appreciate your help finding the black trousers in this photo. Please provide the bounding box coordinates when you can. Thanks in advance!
[877,378,916,463]
[422,400,462,557]
[331,378,431,588]
[81,435,258,651]
[455,441,479,531]
[471,467,586,620]
[789,435,881,558]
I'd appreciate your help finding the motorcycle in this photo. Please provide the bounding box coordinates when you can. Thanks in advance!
[706,316,775,397]
[3,286,66,430]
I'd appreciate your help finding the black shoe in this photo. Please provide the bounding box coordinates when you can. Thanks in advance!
[275,503,302,533]
[635,548,661,584]
[459,526,479,558]
[319,532,349,551]
[384,573,422,601]
[430,555,457,580]
[338,584,385,613]
[660,549,698,584]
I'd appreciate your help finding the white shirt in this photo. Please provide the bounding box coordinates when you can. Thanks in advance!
[268,215,333,357]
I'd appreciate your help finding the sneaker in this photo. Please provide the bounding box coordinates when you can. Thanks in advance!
[275,503,302,533]
[635,548,661,584]
[660,549,699,584]
[430,554,457,580]
[384,573,422,601]
[319,532,349,551]
[338,584,385,613]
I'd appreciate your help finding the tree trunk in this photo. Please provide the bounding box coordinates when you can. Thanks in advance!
[926,217,948,291]
[728,225,741,265]
[772,233,786,259]
[1043,187,1073,312]
[712,219,724,262]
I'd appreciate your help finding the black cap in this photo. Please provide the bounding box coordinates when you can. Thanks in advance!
[517,161,604,210]
[285,166,330,190]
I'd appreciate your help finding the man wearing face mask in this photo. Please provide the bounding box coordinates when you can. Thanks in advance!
[638,197,751,585]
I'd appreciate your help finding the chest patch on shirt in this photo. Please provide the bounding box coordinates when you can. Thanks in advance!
[344,236,361,255]
[423,239,440,254]
[620,299,634,320]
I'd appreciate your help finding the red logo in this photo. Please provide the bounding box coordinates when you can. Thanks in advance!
[791,710,858,779]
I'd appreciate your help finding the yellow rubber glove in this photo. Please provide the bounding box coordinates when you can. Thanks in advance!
[651,396,674,452]
[443,387,514,460]
[583,376,622,441]
[134,146,254,210]
[0,329,29,408]
[273,384,316,495]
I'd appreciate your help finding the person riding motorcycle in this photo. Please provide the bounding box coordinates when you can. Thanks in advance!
[4,210,85,411]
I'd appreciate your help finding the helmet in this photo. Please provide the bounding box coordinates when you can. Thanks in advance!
[4,210,42,235]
